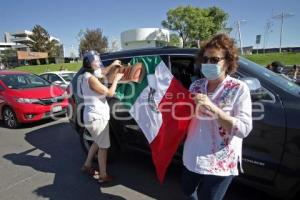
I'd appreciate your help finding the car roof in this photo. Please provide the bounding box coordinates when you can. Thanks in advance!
[0,70,30,75]
[100,47,199,61]
[40,71,76,75]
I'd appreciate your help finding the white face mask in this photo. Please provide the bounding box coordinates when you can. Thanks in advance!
[201,63,223,80]
[94,68,103,78]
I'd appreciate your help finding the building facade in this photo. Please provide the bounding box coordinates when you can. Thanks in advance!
[1,30,63,66]
[121,28,170,50]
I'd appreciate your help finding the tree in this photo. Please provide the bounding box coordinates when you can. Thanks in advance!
[168,33,182,47]
[0,49,17,67]
[162,6,228,47]
[46,40,60,57]
[26,25,60,57]
[78,28,108,56]
[207,7,229,32]
[27,25,49,52]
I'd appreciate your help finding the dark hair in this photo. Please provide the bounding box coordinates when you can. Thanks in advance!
[82,50,99,73]
[196,34,239,75]
[293,64,297,70]
[83,56,94,73]
[271,61,284,74]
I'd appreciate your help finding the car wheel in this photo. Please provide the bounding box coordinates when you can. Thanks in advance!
[2,107,20,129]
[79,127,120,163]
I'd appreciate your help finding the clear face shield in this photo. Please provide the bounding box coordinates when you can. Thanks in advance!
[91,55,104,68]
[91,55,104,78]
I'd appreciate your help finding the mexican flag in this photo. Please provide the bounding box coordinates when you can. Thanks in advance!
[115,56,194,183]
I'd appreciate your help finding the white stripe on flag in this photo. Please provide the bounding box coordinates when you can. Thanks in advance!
[129,61,173,143]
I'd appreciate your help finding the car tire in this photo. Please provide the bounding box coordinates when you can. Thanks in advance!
[79,127,120,163]
[2,107,20,129]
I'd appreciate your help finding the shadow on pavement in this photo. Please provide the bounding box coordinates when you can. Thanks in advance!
[3,121,275,200]
[3,122,126,200]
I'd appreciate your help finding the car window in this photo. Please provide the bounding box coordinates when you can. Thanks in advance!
[160,55,169,67]
[40,74,49,81]
[17,75,27,84]
[0,74,51,89]
[48,74,62,82]
[61,73,75,82]
[170,56,196,89]
[239,57,300,96]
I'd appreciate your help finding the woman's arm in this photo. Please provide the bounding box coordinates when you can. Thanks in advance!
[101,65,113,75]
[294,70,298,79]
[193,84,252,138]
[88,73,123,97]
[228,85,253,138]
[194,96,235,133]
[209,104,235,133]
[101,60,122,75]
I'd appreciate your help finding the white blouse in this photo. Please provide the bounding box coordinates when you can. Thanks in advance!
[183,76,253,176]
[79,72,110,123]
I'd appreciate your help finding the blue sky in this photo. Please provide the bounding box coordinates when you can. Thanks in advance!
[1,0,299,57]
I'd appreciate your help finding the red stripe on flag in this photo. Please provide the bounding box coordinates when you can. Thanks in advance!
[150,78,195,183]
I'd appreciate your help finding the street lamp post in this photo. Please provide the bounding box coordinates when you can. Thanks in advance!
[236,20,247,55]
[272,12,294,53]
[263,20,273,54]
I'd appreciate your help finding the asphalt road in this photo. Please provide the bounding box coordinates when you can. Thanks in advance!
[0,118,276,200]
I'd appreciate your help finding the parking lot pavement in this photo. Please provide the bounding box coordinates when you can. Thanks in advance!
[0,118,277,200]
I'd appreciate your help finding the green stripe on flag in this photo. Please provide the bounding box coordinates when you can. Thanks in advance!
[115,56,162,108]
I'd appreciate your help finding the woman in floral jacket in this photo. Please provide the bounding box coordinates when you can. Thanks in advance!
[182,34,253,200]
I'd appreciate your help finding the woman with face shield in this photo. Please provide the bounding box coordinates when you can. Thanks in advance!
[80,51,123,184]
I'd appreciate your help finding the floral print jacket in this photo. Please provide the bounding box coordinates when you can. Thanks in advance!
[183,76,253,176]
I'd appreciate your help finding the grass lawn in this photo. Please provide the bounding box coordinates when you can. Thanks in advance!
[11,62,82,74]
[8,52,300,74]
[244,52,300,66]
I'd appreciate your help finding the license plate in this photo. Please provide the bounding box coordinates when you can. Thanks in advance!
[52,106,62,113]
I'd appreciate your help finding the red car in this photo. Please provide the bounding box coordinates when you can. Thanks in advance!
[0,70,68,128]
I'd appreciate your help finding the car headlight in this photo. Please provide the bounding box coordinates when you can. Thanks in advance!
[15,98,40,104]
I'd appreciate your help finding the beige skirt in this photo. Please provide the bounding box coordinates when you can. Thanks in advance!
[86,118,110,149]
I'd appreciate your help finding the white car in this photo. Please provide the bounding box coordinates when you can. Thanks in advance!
[39,71,76,89]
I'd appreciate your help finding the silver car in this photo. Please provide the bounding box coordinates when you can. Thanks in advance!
[40,71,76,89]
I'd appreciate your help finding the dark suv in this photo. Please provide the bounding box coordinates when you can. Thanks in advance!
[68,47,300,199]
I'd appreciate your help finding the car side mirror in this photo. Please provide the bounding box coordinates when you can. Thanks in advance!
[241,77,262,91]
[240,77,264,101]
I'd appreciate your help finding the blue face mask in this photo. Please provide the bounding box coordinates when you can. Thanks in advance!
[201,64,223,80]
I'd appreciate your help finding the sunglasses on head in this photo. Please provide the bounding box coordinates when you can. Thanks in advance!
[202,56,225,64]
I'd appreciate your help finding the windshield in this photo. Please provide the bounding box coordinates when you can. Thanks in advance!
[0,74,51,89]
[239,57,300,95]
[60,73,75,82]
